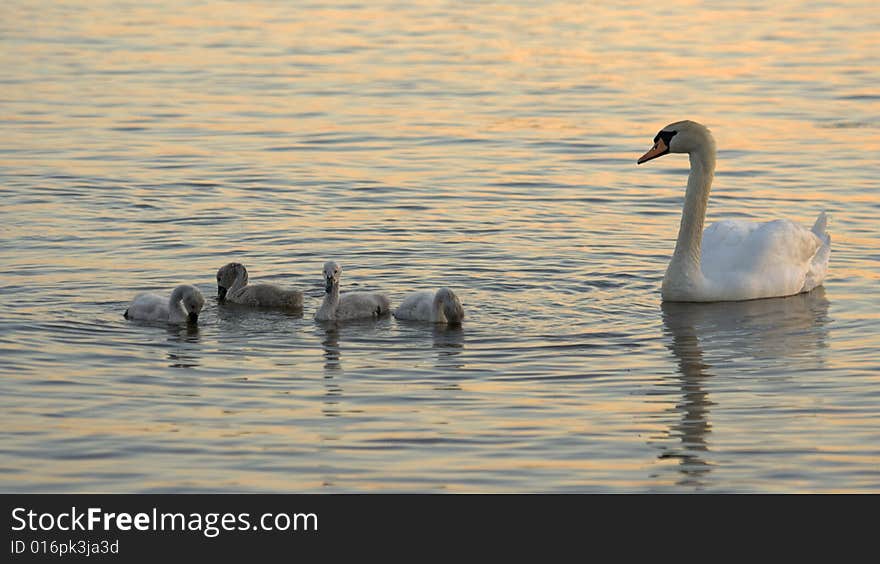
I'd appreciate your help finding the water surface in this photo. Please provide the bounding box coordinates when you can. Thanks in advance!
[1,0,879,492]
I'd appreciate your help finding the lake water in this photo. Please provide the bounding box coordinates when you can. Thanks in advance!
[1,0,878,492]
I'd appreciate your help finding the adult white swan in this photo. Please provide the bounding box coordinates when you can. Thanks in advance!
[216,262,303,310]
[124,284,205,323]
[638,120,830,302]
[394,288,464,324]
[315,261,391,321]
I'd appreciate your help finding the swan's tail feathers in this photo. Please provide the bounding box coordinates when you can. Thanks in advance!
[802,215,831,293]
[811,211,828,238]
[811,211,831,250]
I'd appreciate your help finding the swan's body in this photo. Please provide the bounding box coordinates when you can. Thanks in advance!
[124,284,205,323]
[394,288,464,324]
[216,262,303,310]
[638,120,830,302]
[315,261,391,321]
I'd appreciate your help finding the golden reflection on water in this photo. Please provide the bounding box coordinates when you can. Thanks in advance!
[1,0,878,492]
[658,289,830,488]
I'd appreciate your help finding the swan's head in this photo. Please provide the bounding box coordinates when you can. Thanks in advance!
[637,120,714,164]
[216,262,248,301]
[323,261,341,293]
[175,285,205,323]
[436,288,464,325]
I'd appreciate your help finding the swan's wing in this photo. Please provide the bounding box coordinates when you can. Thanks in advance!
[701,220,759,250]
[231,284,303,309]
[337,292,390,319]
[393,290,436,320]
[126,293,168,320]
[701,219,823,298]
[699,220,760,281]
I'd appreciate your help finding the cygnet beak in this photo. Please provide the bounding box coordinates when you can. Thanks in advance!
[325,277,334,293]
[187,312,199,323]
[218,286,227,301]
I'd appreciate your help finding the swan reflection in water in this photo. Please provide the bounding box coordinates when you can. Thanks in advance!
[316,322,344,417]
[166,323,201,368]
[392,319,466,383]
[657,288,830,488]
[432,324,465,371]
[319,323,342,373]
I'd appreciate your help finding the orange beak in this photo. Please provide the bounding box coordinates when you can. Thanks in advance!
[637,138,669,164]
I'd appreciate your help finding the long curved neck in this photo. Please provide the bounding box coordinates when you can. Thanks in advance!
[433,293,445,322]
[168,287,187,322]
[228,270,248,296]
[671,144,715,271]
[318,284,339,318]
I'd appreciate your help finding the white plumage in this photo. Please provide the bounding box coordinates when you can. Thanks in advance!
[638,120,830,302]
[393,288,464,324]
[124,284,205,324]
[698,216,829,299]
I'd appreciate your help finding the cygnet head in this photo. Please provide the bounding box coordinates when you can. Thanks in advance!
[216,262,248,301]
[177,285,205,323]
[323,261,341,294]
[436,288,464,325]
[637,120,714,164]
